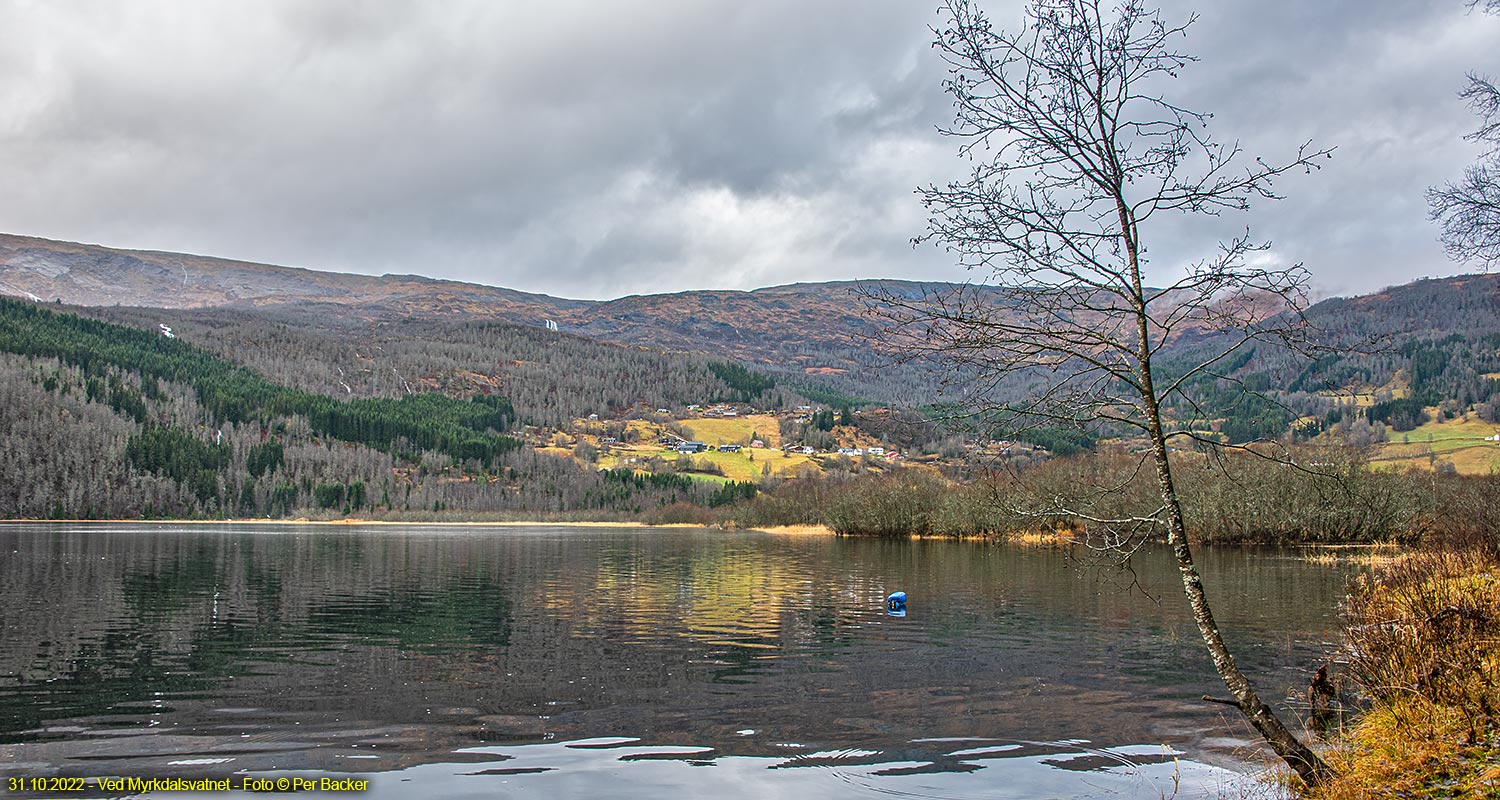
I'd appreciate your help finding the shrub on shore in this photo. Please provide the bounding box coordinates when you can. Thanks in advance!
[732,471,1035,537]
[1177,451,1432,544]
[723,450,1500,547]
[1307,547,1500,798]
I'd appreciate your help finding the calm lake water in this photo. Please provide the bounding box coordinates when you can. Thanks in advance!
[0,524,1356,799]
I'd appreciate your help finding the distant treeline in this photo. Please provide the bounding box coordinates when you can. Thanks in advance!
[729,448,1500,545]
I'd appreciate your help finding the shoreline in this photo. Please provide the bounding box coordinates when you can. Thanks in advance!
[0,519,1414,549]
[0,518,841,535]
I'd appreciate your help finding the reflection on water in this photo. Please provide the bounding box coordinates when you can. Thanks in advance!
[0,524,1355,798]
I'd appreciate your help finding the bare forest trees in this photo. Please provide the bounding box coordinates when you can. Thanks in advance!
[1428,0,1500,265]
[869,0,1332,786]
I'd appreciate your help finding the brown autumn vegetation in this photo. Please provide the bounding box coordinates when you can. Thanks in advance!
[1308,542,1500,798]
[734,448,1499,545]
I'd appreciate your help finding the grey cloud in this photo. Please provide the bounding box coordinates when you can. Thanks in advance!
[0,1,1495,299]
[1151,0,1499,295]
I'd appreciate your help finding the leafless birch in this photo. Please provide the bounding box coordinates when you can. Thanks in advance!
[867,0,1333,786]
[1428,2,1500,266]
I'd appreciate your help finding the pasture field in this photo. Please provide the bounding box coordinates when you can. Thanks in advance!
[681,415,783,447]
[571,412,905,482]
[599,443,822,481]
[1370,411,1500,474]
[1394,413,1500,444]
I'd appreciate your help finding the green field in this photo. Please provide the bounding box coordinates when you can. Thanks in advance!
[580,413,880,482]
[601,444,820,482]
[1371,412,1500,474]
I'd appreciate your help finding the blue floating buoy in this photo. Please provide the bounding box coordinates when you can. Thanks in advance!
[886,591,907,617]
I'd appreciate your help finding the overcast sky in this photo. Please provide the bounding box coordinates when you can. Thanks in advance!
[1,1,1496,301]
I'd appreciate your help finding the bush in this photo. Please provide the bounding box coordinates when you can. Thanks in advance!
[671,455,723,476]
[1178,448,1430,544]
[645,501,715,526]
[825,473,946,537]
[1344,549,1500,735]
[1311,548,1500,798]
[726,476,843,528]
[573,440,598,463]
[733,447,1490,544]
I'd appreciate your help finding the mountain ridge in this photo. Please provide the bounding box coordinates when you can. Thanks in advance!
[7,231,1487,321]
[6,231,1500,406]
[0,233,955,395]
[0,232,1029,319]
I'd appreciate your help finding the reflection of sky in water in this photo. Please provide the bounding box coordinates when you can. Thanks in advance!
[200,737,1270,800]
[0,524,1351,799]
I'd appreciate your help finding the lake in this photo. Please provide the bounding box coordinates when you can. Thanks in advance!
[0,524,1355,799]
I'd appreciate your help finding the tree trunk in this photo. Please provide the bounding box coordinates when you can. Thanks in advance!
[1141,395,1331,788]
[1115,185,1329,785]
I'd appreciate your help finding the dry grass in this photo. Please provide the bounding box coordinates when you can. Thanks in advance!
[1316,374,1410,409]
[1299,546,1404,568]
[682,414,783,447]
[623,419,664,437]
[1306,548,1500,798]
[1441,446,1500,474]
[1401,414,1500,443]
[1313,702,1500,800]
[749,524,836,536]
[1007,528,1077,547]
[1371,446,1500,476]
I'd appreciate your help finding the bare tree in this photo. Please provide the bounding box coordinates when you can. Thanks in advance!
[866,0,1333,787]
[1428,1,1500,265]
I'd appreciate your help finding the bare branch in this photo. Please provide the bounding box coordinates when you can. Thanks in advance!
[1429,68,1500,266]
[865,0,1334,785]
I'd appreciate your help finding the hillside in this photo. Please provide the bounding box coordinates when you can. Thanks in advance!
[0,233,586,321]
[9,234,1500,526]
[0,233,979,403]
[8,232,1500,444]
[9,233,1496,354]
[81,303,795,428]
[0,297,751,520]
[0,298,941,522]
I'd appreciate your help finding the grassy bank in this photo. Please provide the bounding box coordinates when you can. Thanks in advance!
[1307,547,1500,798]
